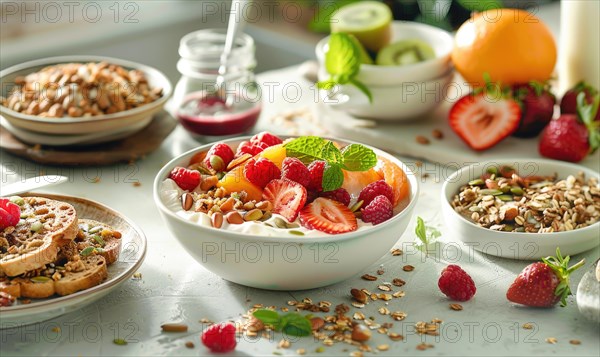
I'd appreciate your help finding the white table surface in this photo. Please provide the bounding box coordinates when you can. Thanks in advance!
[1,3,599,356]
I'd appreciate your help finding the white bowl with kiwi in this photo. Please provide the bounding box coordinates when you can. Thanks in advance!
[315,2,454,120]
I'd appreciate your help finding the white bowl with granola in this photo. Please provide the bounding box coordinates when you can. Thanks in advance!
[442,159,600,260]
[0,56,171,136]
[153,133,419,290]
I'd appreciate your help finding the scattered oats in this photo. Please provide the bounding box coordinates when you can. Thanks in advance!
[546,337,557,344]
[432,129,444,139]
[361,274,377,281]
[377,344,390,351]
[416,136,430,145]
[392,278,405,287]
[200,318,213,324]
[416,343,434,351]
[315,346,325,353]
[378,307,390,315]
[253,303,264,309]
[350,352,363,357]
[287,300,297,306]
[133,181,142,187]
[377,285,391,292]
[403,265,415,272]
[377,327,388,334]
[377,268,385,275]
[389,332,404,341]
[370,293,379,301]
[302,297,313,304]
[431,318,443,324]
[351,302,365,308]
[51,327,61,333]
[569,339,581,345]
[380,293,393,301]
[522,323,534,330]
[391,311,407,321]
[323,339,334,346]
[392,291,405,298]
[132,272,142,280]
[92,177,101,183]
[449,303,463,311]
[185,341,195,349]
[353,312,366,320]
[281,307,289,312]
[390,248,403,256]
[278,339,291,349]
[415,161,423,167]
[296,348,306,355]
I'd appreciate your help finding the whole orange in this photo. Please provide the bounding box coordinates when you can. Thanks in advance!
[452,8,557,86]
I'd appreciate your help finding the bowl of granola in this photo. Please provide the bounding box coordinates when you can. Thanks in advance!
[0,56,171,136]
[154,132,418,290]
[442,159,600,260]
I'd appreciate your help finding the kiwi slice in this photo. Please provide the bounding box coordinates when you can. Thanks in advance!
[348,34,374,65]
[376,39,436,66]
[331,1,393,53]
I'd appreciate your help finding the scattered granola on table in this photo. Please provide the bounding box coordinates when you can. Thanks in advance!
[451,166,600,233]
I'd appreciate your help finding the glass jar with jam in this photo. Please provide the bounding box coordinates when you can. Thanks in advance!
[172,29,261,137]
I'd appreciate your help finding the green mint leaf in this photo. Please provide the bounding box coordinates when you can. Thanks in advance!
[325,33,360,84]
[341,144,377,171]
[284,136,327,164]
[349,78,373,104]
[253,310,281,328]
[322,164,344,192]
[279,314,312,337]
[415,217,428,245]
[317,80,337,90]
[320,141,342,164]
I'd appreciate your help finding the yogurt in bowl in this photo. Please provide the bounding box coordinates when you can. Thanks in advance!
[153,132,418,290]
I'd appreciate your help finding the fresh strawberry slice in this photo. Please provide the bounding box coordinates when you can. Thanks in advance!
[262,179,307,222]
[299,197,358,234]
[449,93,521,151]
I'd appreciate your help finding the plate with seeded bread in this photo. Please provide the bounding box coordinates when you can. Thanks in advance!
[0,194,146,327]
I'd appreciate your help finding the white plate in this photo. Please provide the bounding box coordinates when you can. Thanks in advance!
[0,114,152,146]
[0,194,147,328]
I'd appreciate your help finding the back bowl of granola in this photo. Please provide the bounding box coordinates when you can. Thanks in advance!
[153,133,418,290]
[0,56,171,136]
[442,159,600,260]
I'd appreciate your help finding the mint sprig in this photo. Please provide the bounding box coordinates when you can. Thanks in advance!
[317,33,372,103]
[284,136,377,191]
[252,310,312,337]
[414,216,441,253]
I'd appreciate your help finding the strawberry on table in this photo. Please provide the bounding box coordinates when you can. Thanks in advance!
[243,158,281,188]
[512,82,556,138]
[262,179,307,222]
[539,92,600,162]
[506,248,585,307]
[448,92,521,150]
[169,167,201,191]
[299,197,358,234]
[560,81,600,121]
[0,198,21,229]
[281,157,311,188]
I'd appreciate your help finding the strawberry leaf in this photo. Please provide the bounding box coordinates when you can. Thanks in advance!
[541,247,586,307]
[576,92,600,152]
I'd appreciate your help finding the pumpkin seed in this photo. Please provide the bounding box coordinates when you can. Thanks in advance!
[273,217,288,229]
[91,235,105,246]
[30,276,51,283]
[486,166,498,175]
[498,195,514,202]
[20,212,28,219]
[502,224,515,232]
[468,179,485,186]
[510,187,524,196]
[286,222,300,229]
[30,221,43,233]
[244,209,263,221]
[9,196,25,206]
[260,211,272,221]
[289,230,305,236]
[113,338,127,345]
[81,246,104,256]
[500,185,511,193]
[88,226,102,234]
[479,189,503,196]
[349,200,364,212]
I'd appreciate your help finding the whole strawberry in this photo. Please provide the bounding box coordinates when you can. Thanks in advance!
[201,322,237,353]
[539,92,600,162]
[560,81,600,121]
[512,82,556,138]
[438,265,476,301]
[506,248,585,307]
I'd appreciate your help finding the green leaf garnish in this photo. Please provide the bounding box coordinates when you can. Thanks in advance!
[317,33,372,103]
[284,136,377,191]
[414,216,441,253]
[252,310,312,337]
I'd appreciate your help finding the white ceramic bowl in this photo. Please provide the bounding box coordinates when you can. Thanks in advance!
[154,136,419,290]
[316,21,454,86]
[0,56,172,135]
[441,159,600,260]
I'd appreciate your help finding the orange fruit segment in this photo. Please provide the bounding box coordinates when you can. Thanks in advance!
[341,168,383,201]
[374,157,410,207]
[257,144,286,168]
[217,165,263,202]
[451,9,556,86]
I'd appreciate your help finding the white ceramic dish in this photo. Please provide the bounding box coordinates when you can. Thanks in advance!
[441,159,600,260]
[0,114,151,146]
[154,136,419,290]
[0,56,172,135]
[0,194,147,328]
[316,21,454,86]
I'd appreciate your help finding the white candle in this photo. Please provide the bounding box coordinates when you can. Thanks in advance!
[558,0,600,94]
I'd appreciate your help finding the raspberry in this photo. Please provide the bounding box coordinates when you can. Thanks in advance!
[358,180,394,206]
[236,140,269,157]
[438,265,476,301]
[321,188,351,206]
[306,190,319,204]
[281,157,310,187]
[244,158,281,188]
[307,160,326,192]
[0,199,21,229]
[361,195,393,225]
[204,143,234,171]
[251,131,283,147]
[169,167,201,191]
[201,322,237,353]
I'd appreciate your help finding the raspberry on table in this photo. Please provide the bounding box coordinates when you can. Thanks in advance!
[204,143,234,171]
[281,157,310,188]
[361,195,393,225]
[321,188,351,206]
[244,158,281,188]
[438,265,476,301]
[358,180,394,206]
[201,322,237,353]
[169,167,201,191]
[307,160,326,192]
